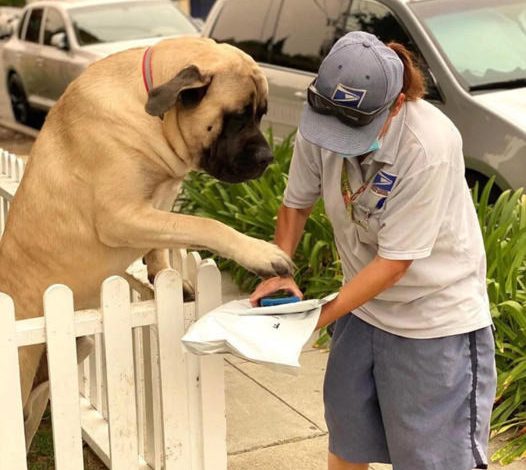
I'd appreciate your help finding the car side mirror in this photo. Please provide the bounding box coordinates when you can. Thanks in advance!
[50,32,69,51]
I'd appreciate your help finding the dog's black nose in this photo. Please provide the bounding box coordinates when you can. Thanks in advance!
[254,148,273,166]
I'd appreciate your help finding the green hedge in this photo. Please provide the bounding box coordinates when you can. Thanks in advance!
[179,132,526,464]
[474,182,526,464]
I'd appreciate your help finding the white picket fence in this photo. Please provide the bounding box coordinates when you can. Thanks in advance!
[0,149,227,469]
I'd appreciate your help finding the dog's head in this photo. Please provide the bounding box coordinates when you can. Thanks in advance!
[145,39,273,183]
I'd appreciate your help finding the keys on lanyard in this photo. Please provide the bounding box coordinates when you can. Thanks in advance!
[340,162,372,230]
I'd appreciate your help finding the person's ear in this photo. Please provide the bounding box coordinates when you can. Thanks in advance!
[390,92,406,117]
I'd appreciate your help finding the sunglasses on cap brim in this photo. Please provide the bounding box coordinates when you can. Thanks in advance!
[307,80,392,127]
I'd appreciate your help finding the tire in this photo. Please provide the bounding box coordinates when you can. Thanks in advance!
[7,72,32,125]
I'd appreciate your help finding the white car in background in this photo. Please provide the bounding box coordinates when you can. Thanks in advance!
[2,0,199,125]
[203,0,526,195]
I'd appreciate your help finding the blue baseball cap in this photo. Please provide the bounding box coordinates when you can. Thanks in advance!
[300,31,404,155]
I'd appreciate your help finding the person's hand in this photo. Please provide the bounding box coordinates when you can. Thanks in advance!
[249,276,303,307]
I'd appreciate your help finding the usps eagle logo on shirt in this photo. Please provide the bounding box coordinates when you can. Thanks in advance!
[372,170,397,209]
[332,83,367,109]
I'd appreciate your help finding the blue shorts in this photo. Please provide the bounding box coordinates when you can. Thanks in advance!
[324,314,497,470]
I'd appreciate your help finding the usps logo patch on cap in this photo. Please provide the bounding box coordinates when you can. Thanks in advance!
[332,83,367,109]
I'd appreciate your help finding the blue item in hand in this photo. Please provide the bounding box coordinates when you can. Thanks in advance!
[259,295,301,307]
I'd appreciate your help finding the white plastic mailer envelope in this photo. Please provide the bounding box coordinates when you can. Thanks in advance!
[181,294,336,371]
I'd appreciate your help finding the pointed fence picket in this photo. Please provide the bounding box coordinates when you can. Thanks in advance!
[44,285,85,470]
[0,148,227,469]
[0,294,27,470]
[0,150,25,237]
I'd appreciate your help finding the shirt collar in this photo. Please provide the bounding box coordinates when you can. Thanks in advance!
[368,103,406,165]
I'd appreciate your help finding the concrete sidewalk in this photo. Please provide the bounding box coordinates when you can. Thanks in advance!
[221,275,525,470]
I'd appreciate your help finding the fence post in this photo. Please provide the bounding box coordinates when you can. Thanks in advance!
[0,293,28,470]
[141,323,163,468]
[101,276,139,469]
[154,269,191,469]
[1,149,7,174]
[44,285,85,470]
[195,258,227,470]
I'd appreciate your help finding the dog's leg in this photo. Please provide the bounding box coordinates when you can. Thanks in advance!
[76,336,94,363]
[143,180,197,296]
[24,381,49,451]
[143,249,171,284]
[23,337,94,452]
[97,209,293,278]
[143,250,195,300]
[19,344,45,409]
[20,344,45,452]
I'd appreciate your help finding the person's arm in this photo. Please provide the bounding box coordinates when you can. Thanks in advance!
[275,204,312,256]
[249,204,312,305]
[317,256,412,329]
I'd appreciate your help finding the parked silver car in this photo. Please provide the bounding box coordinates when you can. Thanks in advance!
[203,0,526,193]
[3,0,198,125]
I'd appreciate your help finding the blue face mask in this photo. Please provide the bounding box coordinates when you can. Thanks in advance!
[367,138,381,153]
[340,138,382,158]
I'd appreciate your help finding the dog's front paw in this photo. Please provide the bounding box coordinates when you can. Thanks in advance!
[237,238,293,278]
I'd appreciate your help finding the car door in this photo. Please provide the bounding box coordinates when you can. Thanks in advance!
[342,0,443,104]
[206,0,281,131]
[19,7,45,103]
[39,7,76,105]
[265,0,443,139]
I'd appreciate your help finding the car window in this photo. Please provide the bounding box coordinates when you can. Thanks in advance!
[344,0,412,45]
[17,9,28,39]
[70,0,196,46]
[25,8,43,43]
[271,0,352,73]
[43,8,66,46]
[344,0,441,101]
[412,0,526,91]
[209,0,279,63]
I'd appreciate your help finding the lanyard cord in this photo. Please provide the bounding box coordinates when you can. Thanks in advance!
[341,161,371,213]
[341,161,355,220]
[341,159,384,229]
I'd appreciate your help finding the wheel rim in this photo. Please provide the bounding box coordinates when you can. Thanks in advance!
[8,78,28,123]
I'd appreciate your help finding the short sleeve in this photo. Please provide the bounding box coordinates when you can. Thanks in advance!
[283,132,322,209]
[377,162,452,260]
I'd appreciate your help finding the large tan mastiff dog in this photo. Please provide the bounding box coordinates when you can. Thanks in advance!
[0,37,293,449]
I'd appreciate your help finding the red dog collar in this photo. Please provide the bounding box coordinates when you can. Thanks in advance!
[142,47,154,93]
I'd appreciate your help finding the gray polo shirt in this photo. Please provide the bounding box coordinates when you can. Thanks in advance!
[284,99,492,338]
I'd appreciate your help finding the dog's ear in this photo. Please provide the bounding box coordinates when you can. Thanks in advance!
[145,65,212,117]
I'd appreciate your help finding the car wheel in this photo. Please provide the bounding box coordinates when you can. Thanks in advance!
[8,73,32,125]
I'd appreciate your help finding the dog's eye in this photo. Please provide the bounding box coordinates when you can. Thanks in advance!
[255,102,267,122]
[224,105,253,131]
[230,114,247,130]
